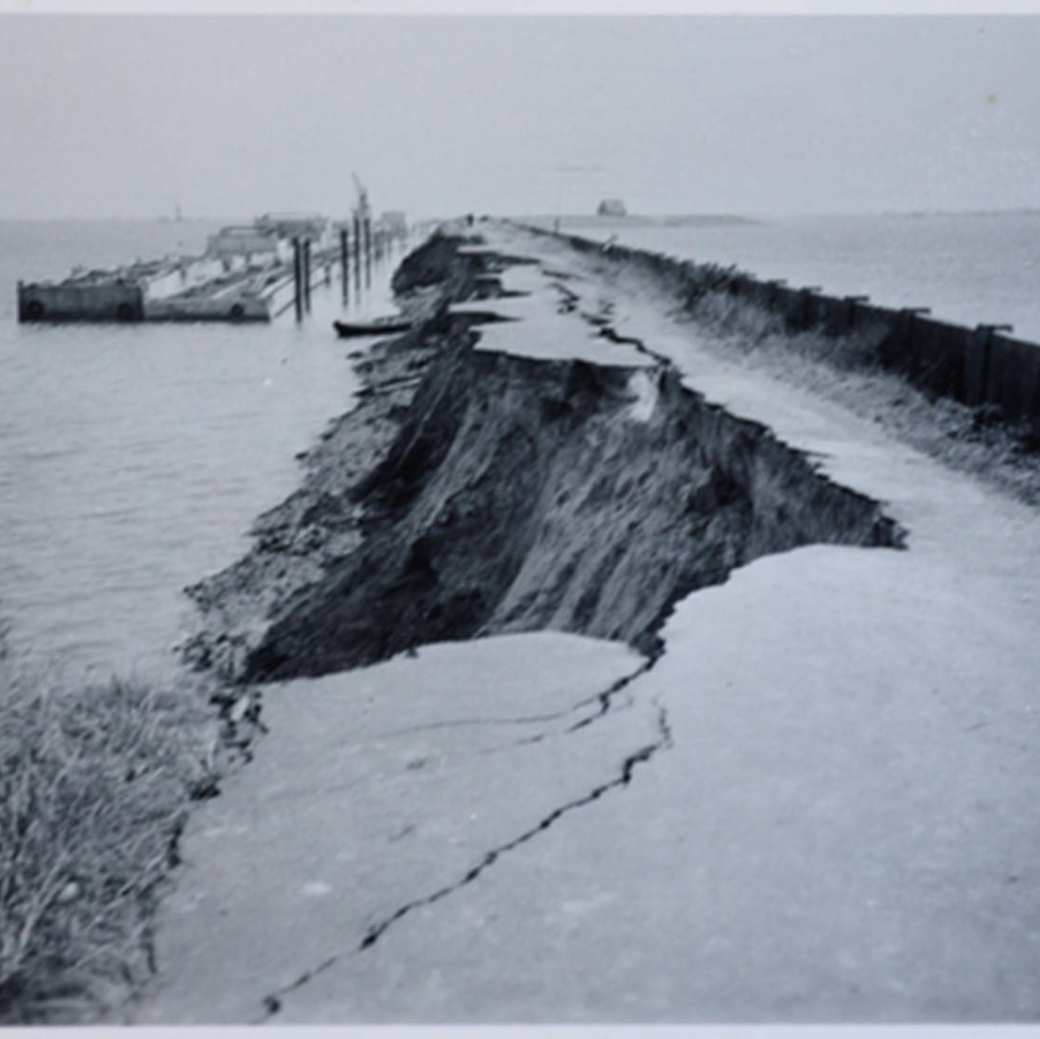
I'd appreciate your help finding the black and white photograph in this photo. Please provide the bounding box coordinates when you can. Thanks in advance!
[2,1,1040,1029]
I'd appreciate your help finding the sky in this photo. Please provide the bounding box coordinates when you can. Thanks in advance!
[1,14,1038,220]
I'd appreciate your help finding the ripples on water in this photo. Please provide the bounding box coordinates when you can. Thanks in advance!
[0,219,404,682]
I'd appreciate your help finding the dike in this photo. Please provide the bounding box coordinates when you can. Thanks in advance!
[182,227,902,684]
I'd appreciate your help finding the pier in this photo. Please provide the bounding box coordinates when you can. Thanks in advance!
[16,205,409,325]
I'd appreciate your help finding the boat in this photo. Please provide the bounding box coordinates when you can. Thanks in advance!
[333,316,412,338]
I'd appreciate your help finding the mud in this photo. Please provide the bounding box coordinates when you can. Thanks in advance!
[183,229,903,684]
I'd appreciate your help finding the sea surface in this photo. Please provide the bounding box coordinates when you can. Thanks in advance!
[1,212,1038,686]
[0,219,403,684]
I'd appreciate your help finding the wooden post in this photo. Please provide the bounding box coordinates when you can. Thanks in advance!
[352,211,362,267]
[903,307,932,345]
[969,323,1015,407]
[293,237,303,322]
[885,306,931,370]
[842,294,870,331]
[303,239,312,314]
[765,278,786,308]
[798,286,821,329]
[363,216,372,289]
[340,228,349,302]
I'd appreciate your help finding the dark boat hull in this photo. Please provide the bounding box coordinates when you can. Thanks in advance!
[333,318,411,338]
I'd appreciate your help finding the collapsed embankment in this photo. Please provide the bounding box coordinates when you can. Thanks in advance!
[142,223,1040,1025]
[184,229,902,684]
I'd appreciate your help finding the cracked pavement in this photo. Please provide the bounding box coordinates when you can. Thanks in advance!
[134,632,660,1023]
[135,224,1040,1022]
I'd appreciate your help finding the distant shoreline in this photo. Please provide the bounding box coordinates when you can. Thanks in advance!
[4,208,1040,225]
[515,212,762,228]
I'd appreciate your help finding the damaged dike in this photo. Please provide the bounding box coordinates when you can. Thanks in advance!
[183,224,905,685]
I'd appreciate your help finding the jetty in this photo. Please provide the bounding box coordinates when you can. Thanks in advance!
[16,207,407,325]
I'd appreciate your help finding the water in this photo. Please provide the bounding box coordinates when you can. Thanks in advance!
[541,211,1040,344]
[0,219,405,683]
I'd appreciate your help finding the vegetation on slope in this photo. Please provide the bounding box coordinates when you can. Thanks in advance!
[0,628,223,1023]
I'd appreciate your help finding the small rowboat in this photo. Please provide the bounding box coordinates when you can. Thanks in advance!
[333,317,412,338]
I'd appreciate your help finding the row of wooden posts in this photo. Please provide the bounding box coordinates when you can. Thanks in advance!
[290,216,403,322]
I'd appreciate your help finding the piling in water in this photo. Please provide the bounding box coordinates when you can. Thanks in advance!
[292,237,303,323]
[340,229,350,303]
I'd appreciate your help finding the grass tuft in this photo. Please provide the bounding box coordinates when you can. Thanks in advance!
[0,635,222,1023]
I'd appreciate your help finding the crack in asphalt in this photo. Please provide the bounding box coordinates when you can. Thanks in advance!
[254,664,671,1022]
[545,269,672,371]
[253,954,341,1022]
[357,702,673,953]
[566,657,657,733]
[593,323,673,367]
[373,688,625,738]
[371,646,655,743]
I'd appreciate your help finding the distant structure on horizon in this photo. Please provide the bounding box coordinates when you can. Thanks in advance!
[255,211,329,242]
[596,198,627,217]
[206,224,284,267]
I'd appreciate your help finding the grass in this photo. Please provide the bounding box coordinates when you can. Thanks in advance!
[680,290,1040,508]
[0,630,224,1023]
